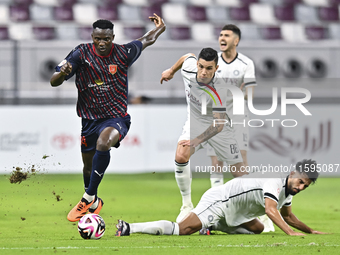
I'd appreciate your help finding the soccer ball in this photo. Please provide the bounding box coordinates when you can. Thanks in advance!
[77,214,105,239]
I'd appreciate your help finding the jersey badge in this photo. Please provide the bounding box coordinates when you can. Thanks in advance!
[233,70,240,76]
[109,65,117,75]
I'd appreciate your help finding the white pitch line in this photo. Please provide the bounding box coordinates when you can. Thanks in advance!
[0,243,339,250]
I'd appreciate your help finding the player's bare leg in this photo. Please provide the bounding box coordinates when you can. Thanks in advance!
[240,218,264,234]
[209,156,224,187]
[178,212,203,235]
[175,142,195,223]
[67,127,119,222]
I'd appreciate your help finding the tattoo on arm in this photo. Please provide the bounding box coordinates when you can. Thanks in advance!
[196,111,227,143]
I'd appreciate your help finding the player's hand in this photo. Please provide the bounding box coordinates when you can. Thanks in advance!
[311,230,328,234]
[149,13,165,28]
[160,68,174,84]
[178,138,201,148]
[60,62,72,76]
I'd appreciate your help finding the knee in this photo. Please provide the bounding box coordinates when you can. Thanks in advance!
[96,138,111,151]
[175,150,190,164]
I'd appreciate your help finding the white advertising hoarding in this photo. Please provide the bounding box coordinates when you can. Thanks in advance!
[0,104,338,176]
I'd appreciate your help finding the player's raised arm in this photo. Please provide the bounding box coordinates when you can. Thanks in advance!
[136,13,166,50]
[280,205,327,234]
[160,53,195,84]
[50,61,72,87]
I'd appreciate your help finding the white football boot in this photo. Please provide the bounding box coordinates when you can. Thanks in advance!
[258,214,275,232]
[176,203,194,223]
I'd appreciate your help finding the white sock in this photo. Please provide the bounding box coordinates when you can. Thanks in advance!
[89,198,99,209]
[83,192,95,203]
[210,172,224,187]
[130,221,179,235]
[175,161,192,206]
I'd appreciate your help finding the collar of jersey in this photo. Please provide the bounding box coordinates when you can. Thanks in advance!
[221,52,238,65]
[284,176,289,197]
[92,43,114,58]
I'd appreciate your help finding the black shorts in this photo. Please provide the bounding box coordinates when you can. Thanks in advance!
[80,115,131,152]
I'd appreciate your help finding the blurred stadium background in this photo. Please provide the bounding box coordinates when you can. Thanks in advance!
[0,0,339,176]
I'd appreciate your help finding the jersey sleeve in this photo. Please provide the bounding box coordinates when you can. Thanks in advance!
[262,178,282,204]
[124,40,143,67]
[181,55,197,73]
[244,59,257,87]
[55,46,82,80]
[282,196,293,207]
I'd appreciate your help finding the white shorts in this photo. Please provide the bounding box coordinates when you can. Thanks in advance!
[178,118,243,166]
[192,186,226,229]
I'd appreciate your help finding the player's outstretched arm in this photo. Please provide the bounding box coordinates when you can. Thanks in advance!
[160,53,195,84]
[179,111,226,148]
[50,62,72,87]
[265,198,305,236]
[137,13,166,51]
[280,205,327,234]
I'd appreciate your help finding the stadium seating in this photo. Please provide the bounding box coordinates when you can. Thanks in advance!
[30,4,54,22]
[229,6,251,21]
[305,25,328,40]
[97,5,119,20]
[118,4,142,22]
[0,0,338,41]
[10,5,30,21]
[318,6,339,21]
[0,26,9,40]
[123,25,145,39]
[33,26,55,40]
[191,22,214,41]
[141,5,162,21]
[73,3,98,24]
[0,4,9,23]
[54,6,74,21]
[168,26,191,40]
[249,3,277,24]
[274,5,295,21]
[187,6,207,21]
[261,26,282,39]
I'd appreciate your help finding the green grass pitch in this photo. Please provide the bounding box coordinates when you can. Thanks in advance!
[0,172,339,254]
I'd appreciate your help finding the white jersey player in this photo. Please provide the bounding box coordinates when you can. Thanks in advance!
[159,48,245,223]
[207,24,257,189]
[116,159,327,237]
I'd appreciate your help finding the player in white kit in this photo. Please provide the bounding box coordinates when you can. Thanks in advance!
[116,159,326,237]
[159,48,246,223]
[207,24,255,187]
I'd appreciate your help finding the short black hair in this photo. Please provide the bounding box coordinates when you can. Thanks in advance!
[198,48,218,65]
[295,159,319,184]
[221,24,241,41]
[92,19,114,30]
